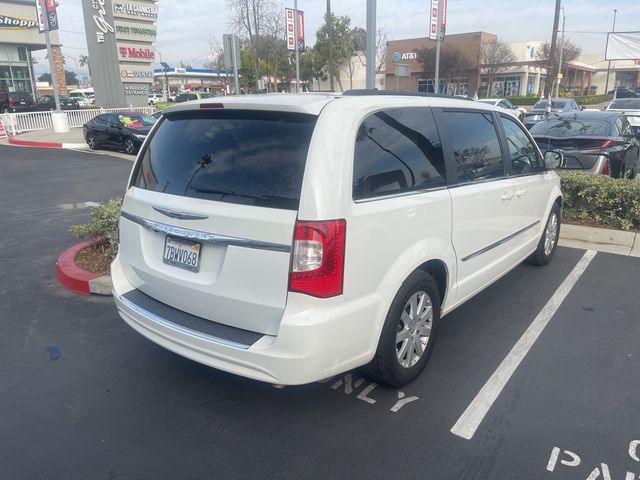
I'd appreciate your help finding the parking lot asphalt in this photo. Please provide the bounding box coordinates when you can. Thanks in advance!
[1,145,639,480]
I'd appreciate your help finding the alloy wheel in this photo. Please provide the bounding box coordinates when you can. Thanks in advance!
[124,138,135,155]
[544,212,559,256]
[396,291,433,368]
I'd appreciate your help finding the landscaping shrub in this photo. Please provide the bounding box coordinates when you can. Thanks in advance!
[69,197,123,260]
[506,95,612,106]
[559,171,640,231]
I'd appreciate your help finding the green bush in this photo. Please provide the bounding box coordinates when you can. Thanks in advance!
[506,94,612,107]
[559,171,640,231]
[69,197,123,260]
[154,101,175,110]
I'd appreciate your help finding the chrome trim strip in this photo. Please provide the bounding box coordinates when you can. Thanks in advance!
[118,294,252,350]
[461,220,540,262]
[120,211,291,253]
[152,206,209,220]
[353,185,448,203]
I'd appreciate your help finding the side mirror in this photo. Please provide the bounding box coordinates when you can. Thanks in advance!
[579,105,585,111]
[544,150,563,169]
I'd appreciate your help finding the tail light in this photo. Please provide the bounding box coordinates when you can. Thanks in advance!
[7,97,13,108]
[601,158,610,176]
[600,139,615,148]
[289,219,346,298]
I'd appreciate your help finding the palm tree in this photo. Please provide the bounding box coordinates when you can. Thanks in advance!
[79,54,91,81]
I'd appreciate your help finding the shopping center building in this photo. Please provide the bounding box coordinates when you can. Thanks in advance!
[0,0,65,99]
[386,32,638,97]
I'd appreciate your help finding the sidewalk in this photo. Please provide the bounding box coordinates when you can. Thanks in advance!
[8,128,88,150]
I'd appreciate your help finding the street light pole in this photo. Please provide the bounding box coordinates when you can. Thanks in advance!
[604,9,618,95]
[40,0,61,112]
[294,0,300,92]
[327,0,334,92]
[554,7,565,98]
[434,0,444,94]
[365,0,376,89]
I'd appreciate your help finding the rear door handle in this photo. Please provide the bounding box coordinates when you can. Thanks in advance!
[501,192,514,201]
[516,190,527,197]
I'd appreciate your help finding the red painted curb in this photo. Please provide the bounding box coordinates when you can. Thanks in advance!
[56,240,102,295]
[8,137,62,148]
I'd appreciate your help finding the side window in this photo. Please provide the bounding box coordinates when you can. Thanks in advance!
[441,110,505,182]
[498,100,508,109]
[614,117,623,137]
[620,117,633,139]
[93,115,105,125]
[499,115,543,175]
[353,107,446,200]
[504,100,514,109]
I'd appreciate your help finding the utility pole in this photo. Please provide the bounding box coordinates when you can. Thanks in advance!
[365,0,376,89]
[604,9,618,95]
[327,0,334,91]
[40,0,61,112]
[554,7,565,98]
[546,0,562,97]
[294,0,300,92]
[433,0,444,94]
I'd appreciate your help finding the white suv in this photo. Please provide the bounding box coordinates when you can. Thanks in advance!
[112,92,563,387]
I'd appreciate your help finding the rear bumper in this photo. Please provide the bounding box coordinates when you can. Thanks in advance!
[111,254,394,385]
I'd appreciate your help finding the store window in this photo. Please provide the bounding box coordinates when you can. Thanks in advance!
[0,44,34,95]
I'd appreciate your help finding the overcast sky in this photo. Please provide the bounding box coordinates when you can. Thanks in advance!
[38,0,640,75]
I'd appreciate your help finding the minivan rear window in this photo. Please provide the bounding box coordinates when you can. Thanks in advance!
[132,110,317,210]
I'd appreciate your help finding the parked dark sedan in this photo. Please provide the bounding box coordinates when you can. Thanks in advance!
[0,91,35,113]
[523,98,582,129]
[35,95,80,111]
[607,88,640,99]
[530,111,640,178]
[83,112,156,155]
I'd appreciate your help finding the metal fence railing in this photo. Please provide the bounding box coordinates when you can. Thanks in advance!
[0,107,155,136]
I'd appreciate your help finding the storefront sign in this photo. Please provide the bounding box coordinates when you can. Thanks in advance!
[0,14,37,29]
[114,20,156,41]
[91,0,115,43]
[117,42,155,62]
[124,84,150,96]
[119,65,154,83]
[112,1,158,21]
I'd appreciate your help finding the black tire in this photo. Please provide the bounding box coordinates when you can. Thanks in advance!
[527,203,561,266]
[86,133,98,150]
[364,270,441,387]
[123,137,137,155]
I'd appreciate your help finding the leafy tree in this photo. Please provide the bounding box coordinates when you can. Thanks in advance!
[481,40,516,97]
[37,73,51,83]
[79,54,91,80]
[536,38,581,95]
[65,70,78,86]
[314,13,354,91]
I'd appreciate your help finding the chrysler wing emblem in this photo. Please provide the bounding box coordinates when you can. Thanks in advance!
[152,206,208,220]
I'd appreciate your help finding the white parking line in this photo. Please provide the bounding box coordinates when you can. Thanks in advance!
[450,250,597,440]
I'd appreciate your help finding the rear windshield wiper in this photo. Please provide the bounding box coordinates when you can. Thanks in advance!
[191,188,293,203]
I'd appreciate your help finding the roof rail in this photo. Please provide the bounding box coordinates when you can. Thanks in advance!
[343,89,475,101]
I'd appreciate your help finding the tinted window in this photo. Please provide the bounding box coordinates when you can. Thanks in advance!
[533,100,568,110]
[499,115,543,175]
[353,107,445,200]
[132,110,317,210]
[609,99,640,110]
[530,119,611,137]
[442,111,505,182]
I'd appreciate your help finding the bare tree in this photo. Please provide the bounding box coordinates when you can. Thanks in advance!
[263,3,287,92]
[481,40,516,98]
[536,38,581,95]
[417,45,472,93]
[228,0,275,90]
[205,35,229,91]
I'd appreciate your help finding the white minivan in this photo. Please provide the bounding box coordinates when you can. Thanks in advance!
[112,92,563,386]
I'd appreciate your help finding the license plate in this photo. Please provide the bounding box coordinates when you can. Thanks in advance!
[163,235,201,272]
